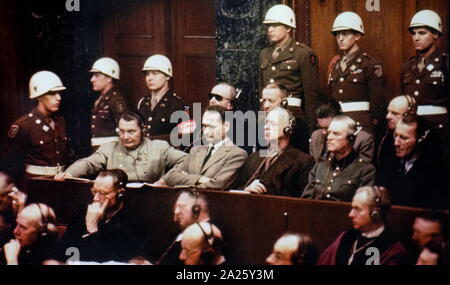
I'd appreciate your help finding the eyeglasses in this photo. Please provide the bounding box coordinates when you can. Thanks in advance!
[208,93,229,102]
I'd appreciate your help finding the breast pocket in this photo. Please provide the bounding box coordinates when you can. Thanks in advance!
[348,73,366,84]
[31,134,52,147]
[98,109,111,119]
[425,74,445,86]
[335,180,359,200]
[279,62,299,72]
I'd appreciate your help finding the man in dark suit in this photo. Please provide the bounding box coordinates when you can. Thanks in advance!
[232,107,314,197]
[377,114,448,209]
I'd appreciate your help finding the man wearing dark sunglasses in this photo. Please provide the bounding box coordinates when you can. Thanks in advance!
[208,83,236,111]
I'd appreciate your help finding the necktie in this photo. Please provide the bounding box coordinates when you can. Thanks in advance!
[272,47,282,60]
[202,145,215,168]
[417,57,426,73]
[151,96,159,110]
[340,56,348,71]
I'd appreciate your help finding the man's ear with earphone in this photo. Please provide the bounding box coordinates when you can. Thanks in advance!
[283,113,296,136]
[347,126,362,143]
[36,204,58,238]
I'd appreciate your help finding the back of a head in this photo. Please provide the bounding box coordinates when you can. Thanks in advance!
[287,233,319,265]
[316,100,343,119]
[98,169,128,189]
[424,238,449,265]
[416,210,449,240]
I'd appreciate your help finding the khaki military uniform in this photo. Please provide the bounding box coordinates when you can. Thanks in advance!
[65,138,187,182]
[259,39,323,132]
[3,108,67,176]
[91,88,128,146]
[301,151,375,202]
[137,90,185,136]
[327,49,385,134]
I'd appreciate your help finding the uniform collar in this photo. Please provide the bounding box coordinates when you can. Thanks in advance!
[361,225,385,238]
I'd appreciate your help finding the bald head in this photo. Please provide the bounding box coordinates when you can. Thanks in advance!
[386,95,417,130]
[179,222,223,265]
[209,83,236,110]
[19,203,56,228]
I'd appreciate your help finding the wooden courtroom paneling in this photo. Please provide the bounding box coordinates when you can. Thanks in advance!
[170,0,217,107]
[302,0,448,103]
[101,0,171,109]
[27,178,427,264]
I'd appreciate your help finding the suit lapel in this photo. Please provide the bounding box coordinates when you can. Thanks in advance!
[201,147,229,174]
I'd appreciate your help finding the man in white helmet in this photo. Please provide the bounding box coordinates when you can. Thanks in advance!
[138,54,185,136]
[401,9,448,163]
[89,57,128,148]
[1,71,68,182]
[259,4,323,134]
[327,11,385,135]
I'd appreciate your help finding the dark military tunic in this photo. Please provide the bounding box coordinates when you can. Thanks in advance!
[137,90,185,136]
[259,39,323,132]
[91,88,127,141]
[301,151,375,202]
[3,108,67,175]
[401,48,449,127]
[327,49,385,134]
[402,49,449,161]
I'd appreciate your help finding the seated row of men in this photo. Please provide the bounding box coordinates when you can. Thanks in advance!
[49,89,447,210]
[0,171,448,265]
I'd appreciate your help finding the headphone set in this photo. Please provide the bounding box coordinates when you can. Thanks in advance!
[369,186,386,221]
[403,95,418,116]
[36,203,58,238]
[190,190,201,220]
[347,126,362,143]
[196,222,223,265]
[116,112,147,137]
[283,110,296,136]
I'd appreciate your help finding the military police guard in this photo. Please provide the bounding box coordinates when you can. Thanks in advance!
[327,12,385,135]
[3,71,68,180]
[401,10,449,158]
[259,4,323,133]
[137,54,185,136]
[89,57,128,147]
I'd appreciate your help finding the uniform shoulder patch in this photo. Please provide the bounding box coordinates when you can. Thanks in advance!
[115,101,125,113]
[374,65,383,78]
[8,124,19,138]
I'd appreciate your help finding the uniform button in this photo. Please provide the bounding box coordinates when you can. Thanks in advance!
[271,66,276,71]
[146,103,149,106]
[340,78,344,82]
[287,66,291,70]
[35,119,41,124]
[269,79,275,83]
[91,125,95,128]
[353,78,358,82]
[416,79,421,84]
[119,164,123,168]
[414,91,419,96]
[336,167,340,171]
[435,58,440,62]
[347,180,352,184]
[339,89,343,94]
[316,179,320,183]
[326,194,331,198]
[56,151,60,154]
[148,125,152,129]
[433,81,438,85]
[92,115,96,119]
[28,113,33,117]
[148,117,153,122]
[330,179,334,183]
[439,124,443,128]
[327,187,331,191]
[40,140,44,144]
[162,118,166,122]
[55,139,58,143]
[333,173,337,177]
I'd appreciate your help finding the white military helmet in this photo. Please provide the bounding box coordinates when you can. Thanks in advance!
[263,4,296,29]
[409,9,442,34]
[29,71,66,99]
[90,57,120,80]
[142,54,173,77]
[332,11,365,35]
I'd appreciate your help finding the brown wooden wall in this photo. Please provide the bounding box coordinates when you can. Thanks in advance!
[296,0,449,101]
[101,0,216,110]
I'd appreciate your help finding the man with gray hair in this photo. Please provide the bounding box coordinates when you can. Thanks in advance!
[318,186,406,265]
[302,115,375,201]
[232,107,314,197]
